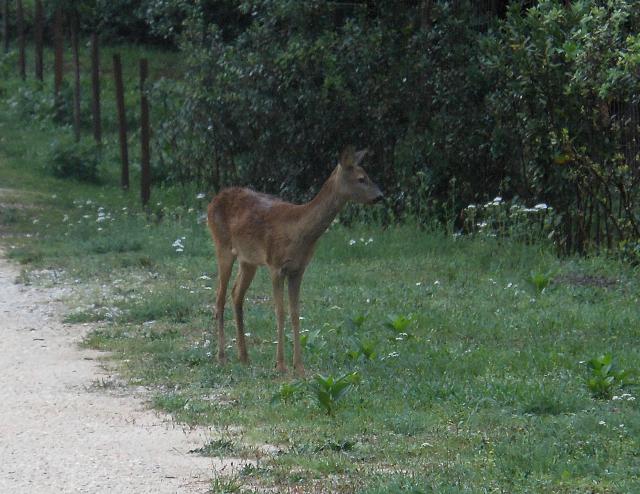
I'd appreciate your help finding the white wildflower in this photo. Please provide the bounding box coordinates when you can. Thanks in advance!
[598,420,606,425]
[196,193,206,199]
[535,203,548,210]
[349,239,356,246]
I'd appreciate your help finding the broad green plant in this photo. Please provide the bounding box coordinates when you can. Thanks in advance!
[310,372,361,416]
[587,354,635,400]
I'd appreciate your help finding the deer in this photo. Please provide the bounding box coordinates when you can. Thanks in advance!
[207,146,383,376]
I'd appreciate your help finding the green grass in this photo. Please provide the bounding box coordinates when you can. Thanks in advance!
[1,54,640,493]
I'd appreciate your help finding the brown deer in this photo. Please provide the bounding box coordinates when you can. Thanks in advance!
[207,146,383,376]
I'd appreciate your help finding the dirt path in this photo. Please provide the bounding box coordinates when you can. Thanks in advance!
[0,254,217,493]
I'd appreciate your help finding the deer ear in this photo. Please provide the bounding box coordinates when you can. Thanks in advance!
[339,145,356,169]
[354,148,369,166]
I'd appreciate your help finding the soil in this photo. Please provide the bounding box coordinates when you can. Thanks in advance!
[0,253,235,493]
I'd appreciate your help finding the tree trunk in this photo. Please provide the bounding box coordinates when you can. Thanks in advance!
[16,0,24,79]
[2,0,9,54]
[34,0,43,81]
[113,53,129,190]
[90,32,102,144]
[53,7,64,96]
[71,17,81,142]
[140,58,151,206]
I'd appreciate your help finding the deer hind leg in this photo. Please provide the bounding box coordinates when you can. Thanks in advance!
[231,262,257,364]
[270,270,288,373]
[288,272,305,377]
[214,249,234,364]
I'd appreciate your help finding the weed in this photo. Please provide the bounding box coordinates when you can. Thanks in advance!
[190,438,237,457]
[310,372,361,416]
[529,271,552,294]
[586,354,636,400]
[271,381,305,404]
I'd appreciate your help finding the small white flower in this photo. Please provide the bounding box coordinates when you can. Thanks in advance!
[196,193,206,199]
[628,396,636,401]
[433,280,440,285]
[416,282,422,286]
[62,214,69,222]
[598,420,606,426]
[493,196,503,203]
[467,204,476,209]
[244,333,251,337]
[199,275,211,280]
[175,248,184,253]
[613,395,621,401]
[349,239,356,246]
[534,203,548,210]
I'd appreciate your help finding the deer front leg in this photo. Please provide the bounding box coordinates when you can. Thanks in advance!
[271,271,288,373]
[288,272,305,377]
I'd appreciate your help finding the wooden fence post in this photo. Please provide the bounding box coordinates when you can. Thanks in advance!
[90,32,102,144]
[113,53,129,190]
[71,15,81,141]
[16,0,24,79]
[53,7,64,97]
[34,0,43,81]
[140,58,151,206]
[2,0,9,54]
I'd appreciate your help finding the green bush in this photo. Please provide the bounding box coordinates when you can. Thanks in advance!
[45,137,101,183]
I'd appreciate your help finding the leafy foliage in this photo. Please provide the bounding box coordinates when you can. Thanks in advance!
[45,137,101,183]
[310,371,360,416]
[586,354,635,400]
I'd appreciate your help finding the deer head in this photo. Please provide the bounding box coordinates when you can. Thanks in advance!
[336,146,384,204]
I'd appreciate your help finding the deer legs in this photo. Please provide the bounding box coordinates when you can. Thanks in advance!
[231,262,257,363]
[217,259,305,376]
[214,252,234,364]
[271,270,305,376]
[288,273,305,376]
[271,272,288,373]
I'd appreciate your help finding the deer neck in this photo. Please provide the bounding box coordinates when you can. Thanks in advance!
[297,170,346,242]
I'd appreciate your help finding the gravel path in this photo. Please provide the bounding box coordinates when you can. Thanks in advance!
[0,254,219,493]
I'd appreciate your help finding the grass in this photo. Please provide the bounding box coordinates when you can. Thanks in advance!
[1,48,640,493]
